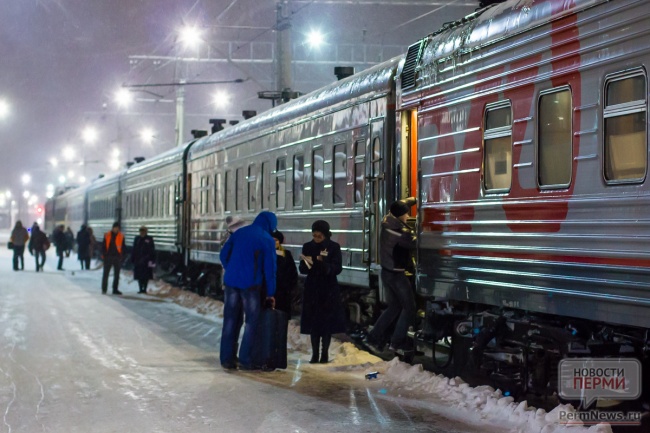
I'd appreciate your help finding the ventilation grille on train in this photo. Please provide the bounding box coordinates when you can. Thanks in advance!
[401,40,424,91]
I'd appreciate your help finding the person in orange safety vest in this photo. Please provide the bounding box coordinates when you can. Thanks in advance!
[101,222,125,295]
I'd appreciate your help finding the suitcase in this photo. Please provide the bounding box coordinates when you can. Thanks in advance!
[255,308,289,369]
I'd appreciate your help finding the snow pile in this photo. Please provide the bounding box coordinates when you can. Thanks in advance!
[372,358,612,433]
[326,342,382,369]
[150,281,224,318]
[286,319,310,352]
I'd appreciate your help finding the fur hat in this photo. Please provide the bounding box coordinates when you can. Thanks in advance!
[311,220,331,238]
[390,200,410,218]
[226,216,246,233]
[272,230,284,244]
[390,197,417,218]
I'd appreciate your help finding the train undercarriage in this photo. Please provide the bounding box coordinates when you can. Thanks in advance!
[404,301,650,410]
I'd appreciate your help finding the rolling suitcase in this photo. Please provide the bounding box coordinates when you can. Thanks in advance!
[256,308,289,369]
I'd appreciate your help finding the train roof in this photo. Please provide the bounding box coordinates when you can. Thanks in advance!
[125,140,192,176]
[188,56,402,158]
[85,170,123,192]
[403,0,608,90]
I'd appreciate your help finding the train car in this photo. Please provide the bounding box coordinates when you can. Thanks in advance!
[55,185,86,235]
[121,145,188,261]
[43,196,57,235]
[397,0,650,397]
[86,172,123,241]
[186,57,404,306]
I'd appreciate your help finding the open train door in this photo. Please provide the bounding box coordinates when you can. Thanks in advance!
[363,118,385,271]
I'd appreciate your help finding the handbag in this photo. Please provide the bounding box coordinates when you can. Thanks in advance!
[7,241,13,250]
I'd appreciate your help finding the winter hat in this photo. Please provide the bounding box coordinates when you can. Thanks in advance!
[390,200,410,218]
[311,220,331,238]
[226,216,246,232]
[272,230,284,244]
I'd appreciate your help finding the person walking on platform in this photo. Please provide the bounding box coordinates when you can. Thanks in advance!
[364,198,418,355]
[10,220,29,271]
[28,223,49,272]
[101,222,125,295]
[87,226,97,263]
[52,225,67,271]
[219,211,277,371]
[131,226,156,293]
[299,220,346,364]
[64,227,74,258]
[76,225,91,270]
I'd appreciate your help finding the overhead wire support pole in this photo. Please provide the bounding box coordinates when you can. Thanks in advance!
[276,0,293,97]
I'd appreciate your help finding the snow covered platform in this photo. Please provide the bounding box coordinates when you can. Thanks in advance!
[0,248,618,432]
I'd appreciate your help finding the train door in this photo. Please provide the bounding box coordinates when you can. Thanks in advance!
[363,118,384,267]
[402,110,418,211]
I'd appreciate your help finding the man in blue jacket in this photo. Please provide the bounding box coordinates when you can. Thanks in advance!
[219,211,277,370]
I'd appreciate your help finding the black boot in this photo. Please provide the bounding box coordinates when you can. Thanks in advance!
[310,334,320,364]
[320,334,331,363]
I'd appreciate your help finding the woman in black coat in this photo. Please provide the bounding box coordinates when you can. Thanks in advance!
[131,226,156,293]
[77,225,91,270]
[299,220,346,364]
[272,230,298,316]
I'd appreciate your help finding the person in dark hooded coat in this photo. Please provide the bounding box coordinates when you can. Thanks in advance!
[131,226,156,293]
[219,211,277,370]
[271,230,298,316]
[299,220,346,364]
[77,225,91,270]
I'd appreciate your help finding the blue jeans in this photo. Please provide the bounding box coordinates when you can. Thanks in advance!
[369,270,416,348]
[220,285,261,368]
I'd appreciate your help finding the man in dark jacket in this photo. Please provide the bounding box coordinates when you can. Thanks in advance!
[131,226,156,293]
[77,225,91,270]
[101,222,125,295]
[28,223,49,272]
[219,211,277,370]
[51,225,67,271]
[366,197,417,353]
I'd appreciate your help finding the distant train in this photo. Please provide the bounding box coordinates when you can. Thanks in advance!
[46,0,650,402]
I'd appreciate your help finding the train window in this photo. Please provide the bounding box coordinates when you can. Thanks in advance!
[313,149,324,206]
[225,170,232,212]
[248,164,257,211]
[169,184,175,216]
[235,168,242,211]
[538,88,572,187]
[293,154,304,208]
[484,102,512,192]
[162,187,167,217]
[276,157,286,210]
[333,143,346,204]
[200,176,209,214]
[214,173,222,214]
[261,162,268,209]
[354,140,365,203]
[158,187,163,217]
[604,72,647,182]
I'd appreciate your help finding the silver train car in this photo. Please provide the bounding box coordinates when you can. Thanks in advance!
[43,0,650,401]
[186,57,403,294]
[121,145,187,253]
[396,0,650,397]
